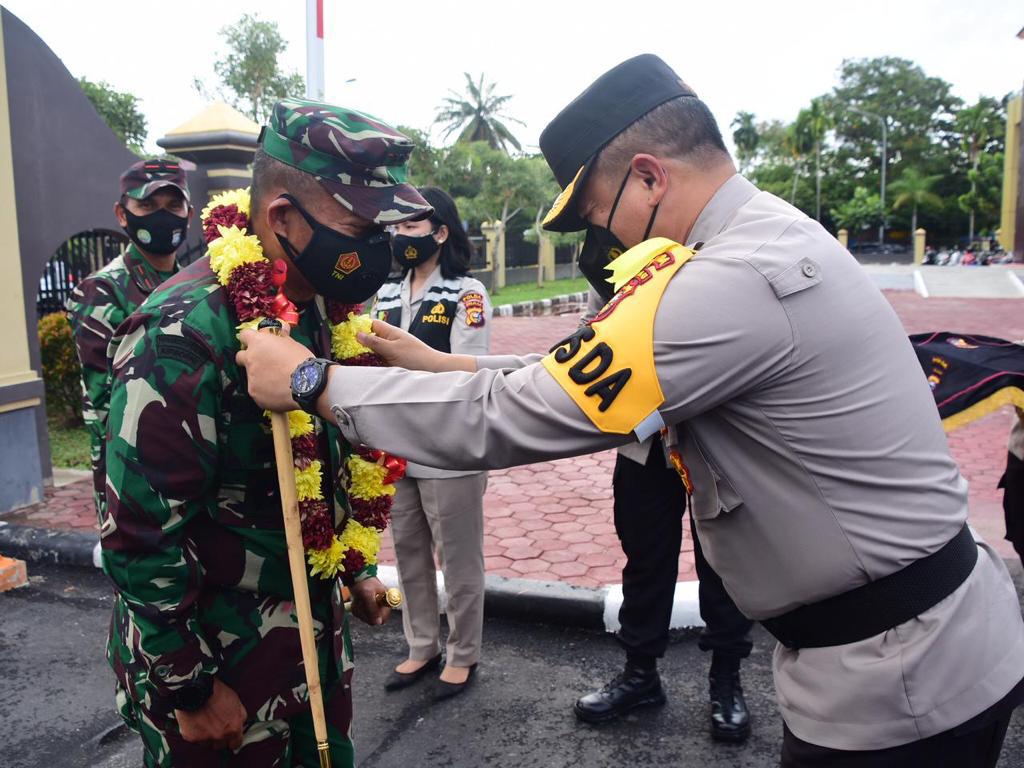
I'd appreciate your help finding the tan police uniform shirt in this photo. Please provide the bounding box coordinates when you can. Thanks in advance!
[376,266,491,479]
[327,174,1024,750]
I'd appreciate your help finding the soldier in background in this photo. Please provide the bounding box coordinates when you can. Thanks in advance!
[101,100,430,767]
[66,158,191,564]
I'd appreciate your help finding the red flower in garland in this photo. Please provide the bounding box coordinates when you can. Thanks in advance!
[227,261,276,322]
[349,496,392,531]
[341,547,367,576]
[300,500,334,550]
[291,434,319,469]
[326,302,364,324]
[203,204,250,243]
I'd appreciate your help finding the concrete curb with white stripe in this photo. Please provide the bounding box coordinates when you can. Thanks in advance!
[0,520,705,633]
[375,564,705,633]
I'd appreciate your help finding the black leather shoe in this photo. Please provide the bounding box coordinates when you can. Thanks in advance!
[434,663,477,701]
[709,671,750,743]
[383,653,442,691]
[574,666,667,724]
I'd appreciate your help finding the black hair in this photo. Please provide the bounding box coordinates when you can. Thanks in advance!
[250,146,322,211]
[418,187,473,279]
[595,96,730,177]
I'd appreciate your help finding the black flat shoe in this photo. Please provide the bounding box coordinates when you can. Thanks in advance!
[434,663,478,701]
[383,653,442,692]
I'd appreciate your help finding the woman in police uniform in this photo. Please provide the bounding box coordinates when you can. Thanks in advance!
[374,187,492,698]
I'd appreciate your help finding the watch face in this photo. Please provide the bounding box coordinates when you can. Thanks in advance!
[292,362,321,396]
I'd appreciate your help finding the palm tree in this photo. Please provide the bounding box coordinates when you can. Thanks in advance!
[889,168,942,238]
[731,111,759,174]
[435,73,525,154]
[802,98,832,221]
[955,98,1003,243]
[785,115,815,205]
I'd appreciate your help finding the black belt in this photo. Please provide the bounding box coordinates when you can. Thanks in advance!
[761,524,977,649]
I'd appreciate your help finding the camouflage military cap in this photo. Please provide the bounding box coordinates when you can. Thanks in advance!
[120,158,191,203]
[261,98,432,225]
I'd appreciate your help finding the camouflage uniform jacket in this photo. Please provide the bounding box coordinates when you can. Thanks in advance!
[66,245,177,518]
[102,255,370,722]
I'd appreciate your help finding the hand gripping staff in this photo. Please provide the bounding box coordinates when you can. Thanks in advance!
[258,316,334,768]
[256,317,404,766]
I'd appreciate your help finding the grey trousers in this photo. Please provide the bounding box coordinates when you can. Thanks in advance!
[390,473,487,668]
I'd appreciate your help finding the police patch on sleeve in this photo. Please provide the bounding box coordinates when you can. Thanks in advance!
[460,291,486,328]
[541,239,694,435]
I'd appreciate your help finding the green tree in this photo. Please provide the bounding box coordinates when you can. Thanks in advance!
[955,97,1004,242]
[78,77,147,152]
[731,111,759,174]
[201,14,304,123]
[830,57,960,177]
[889,168,942,237]
[435,73,524,153]
[831,187,885,238]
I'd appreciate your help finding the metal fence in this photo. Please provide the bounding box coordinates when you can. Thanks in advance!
[36,230,128,317]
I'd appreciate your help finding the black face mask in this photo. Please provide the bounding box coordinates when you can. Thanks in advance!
[392,230,439,267]
[123,207,188,256]
[275,194,393,304]
[578,167,660,302]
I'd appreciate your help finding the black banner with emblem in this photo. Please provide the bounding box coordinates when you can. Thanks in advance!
[910,332,1024,430]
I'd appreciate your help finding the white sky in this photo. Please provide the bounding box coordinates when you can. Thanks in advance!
[3,0,1022,156]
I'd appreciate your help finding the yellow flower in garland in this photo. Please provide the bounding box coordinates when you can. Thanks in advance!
[331,313,374,360]
[286,409,314,439]
[208,225,265,284]
[295,460,324,501]
[338,520,380,567]
[347,454,396,500]
[307,536,345,578]
[201,187,251,221]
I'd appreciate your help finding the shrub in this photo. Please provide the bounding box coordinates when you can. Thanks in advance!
[38,312,83,426]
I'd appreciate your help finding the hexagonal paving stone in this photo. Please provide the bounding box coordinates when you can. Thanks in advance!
[549,561,589,578]
[510,559,549,575]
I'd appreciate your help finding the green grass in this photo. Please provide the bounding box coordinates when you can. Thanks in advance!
[48,415,91,469]
[490,277,590,305]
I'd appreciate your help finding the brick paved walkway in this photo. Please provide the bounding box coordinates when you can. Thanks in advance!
[5,290,1020,586]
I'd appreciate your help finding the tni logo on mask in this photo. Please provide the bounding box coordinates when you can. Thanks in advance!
[333,252,361,280]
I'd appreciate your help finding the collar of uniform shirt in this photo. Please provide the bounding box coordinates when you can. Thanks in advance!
[401,262,443,305]
[685,174,759,248]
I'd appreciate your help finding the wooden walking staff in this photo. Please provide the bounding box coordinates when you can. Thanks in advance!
[259,316,333,768]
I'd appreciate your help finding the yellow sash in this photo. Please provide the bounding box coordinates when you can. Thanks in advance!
[542,238,694,434]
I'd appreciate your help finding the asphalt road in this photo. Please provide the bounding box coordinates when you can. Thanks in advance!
[1,563,1022,768]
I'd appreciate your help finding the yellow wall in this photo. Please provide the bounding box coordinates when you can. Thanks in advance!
[999,95,1021,252]
[0,12,40,392]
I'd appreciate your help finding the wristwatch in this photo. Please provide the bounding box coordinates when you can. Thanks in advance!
[291,357,337,414]
[169,674,214,712]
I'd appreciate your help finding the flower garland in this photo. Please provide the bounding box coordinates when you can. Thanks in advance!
[201,188,406,584]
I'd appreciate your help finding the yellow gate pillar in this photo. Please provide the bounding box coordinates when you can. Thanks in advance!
[481,220,506,291]
[0,13,44,511]
[914,228,926,265]
[838,229,849,249]
[538,232,556,285]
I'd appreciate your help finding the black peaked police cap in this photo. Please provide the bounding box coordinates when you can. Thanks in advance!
[540,54,697,233]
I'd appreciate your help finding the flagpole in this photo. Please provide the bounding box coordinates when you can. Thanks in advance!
[306,0,325,100]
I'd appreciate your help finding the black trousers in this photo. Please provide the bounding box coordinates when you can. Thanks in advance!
[613,441,753,662]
